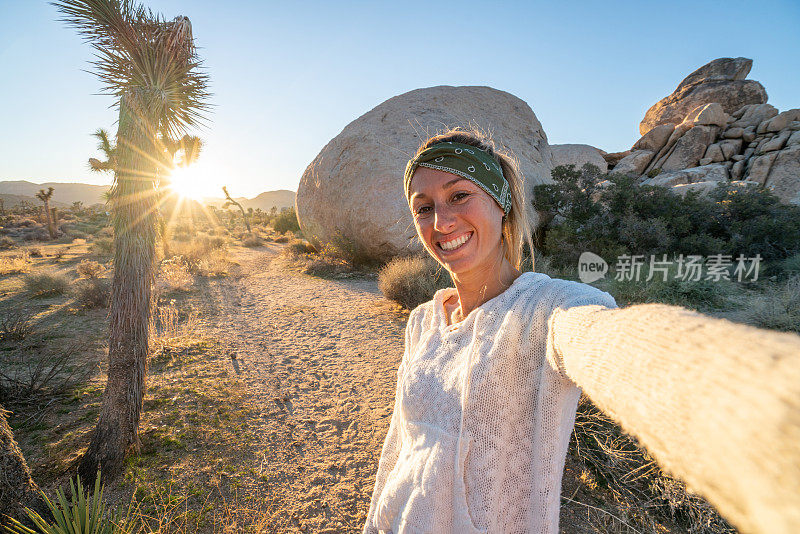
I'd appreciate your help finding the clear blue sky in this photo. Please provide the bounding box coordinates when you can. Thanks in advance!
[1,0,798,198]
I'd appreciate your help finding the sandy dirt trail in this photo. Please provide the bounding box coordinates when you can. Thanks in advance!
[202,244,408,533]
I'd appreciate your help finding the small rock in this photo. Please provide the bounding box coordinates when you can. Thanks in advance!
[743,147,755,159]
[613,149,655,176]
[756,121,769,134]
[765,109,800,133]
[685,103,730,127]
[699,157,713,166]
[719,139,743,159]
[731,159,746,179]
[632,123,676,152]
[723,127,744,139]
[661,125,718,171]
[760,131,791,153]
[747,152,779,184]
[732,103,779,129]
[787,130,800,147]
[790,121,800,131]
[602,150,632,167]
[703,143,725,163]
[732,154,746,162]
[763,145,800,205]
[642,163,729,187]
[742,128,756,143]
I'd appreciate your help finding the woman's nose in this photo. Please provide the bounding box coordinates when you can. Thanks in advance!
[433,204,457,233]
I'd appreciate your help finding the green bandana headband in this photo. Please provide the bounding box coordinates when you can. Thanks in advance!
[404,142,512,214]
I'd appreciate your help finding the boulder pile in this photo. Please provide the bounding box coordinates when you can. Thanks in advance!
[607,58,800,205]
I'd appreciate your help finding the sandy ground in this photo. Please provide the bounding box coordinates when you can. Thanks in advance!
[200,244,409,532]
[194,245,635,533]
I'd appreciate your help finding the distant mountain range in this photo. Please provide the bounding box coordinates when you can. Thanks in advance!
[0,180,296,211]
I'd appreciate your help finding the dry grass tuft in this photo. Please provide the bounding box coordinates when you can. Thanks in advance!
[74,278,111,309]
[378,255,451,310]
[76,259,105,279]
[743,275,800,333]
[158,257,194,293]
[0,251,31,275]
[571,396,734,533]
[23,271,70,298]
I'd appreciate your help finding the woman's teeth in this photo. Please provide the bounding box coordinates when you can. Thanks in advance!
[439,233,471,251]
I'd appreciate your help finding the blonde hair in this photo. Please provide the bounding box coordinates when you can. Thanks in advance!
[409,128,534,270]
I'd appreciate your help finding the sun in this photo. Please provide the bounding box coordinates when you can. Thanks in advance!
[167,166,204,201]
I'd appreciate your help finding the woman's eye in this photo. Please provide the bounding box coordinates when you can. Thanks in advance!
[415,205,432,216]
[452,192,470,202]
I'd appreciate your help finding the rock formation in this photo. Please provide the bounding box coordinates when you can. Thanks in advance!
[550,144,608,173]
[607,58,799,205]
[639,57,767,136]
[296,86,553,261]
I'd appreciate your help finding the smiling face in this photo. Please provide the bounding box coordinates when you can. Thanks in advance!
[408,166,506,279]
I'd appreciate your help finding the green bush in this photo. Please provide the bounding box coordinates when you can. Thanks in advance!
[534,165,800,270]
[23,272,69,298]
[378,255,452,309]
[0,236,15,249]
[272,207,300,234]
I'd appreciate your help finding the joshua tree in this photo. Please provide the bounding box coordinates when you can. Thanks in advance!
[55,0,209,483]
[222,186,251,232]
[35,187,57,239]
[0,407,48,524]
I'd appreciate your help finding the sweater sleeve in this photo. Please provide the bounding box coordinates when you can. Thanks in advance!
[548,302,800,534]
[363,307,420,534]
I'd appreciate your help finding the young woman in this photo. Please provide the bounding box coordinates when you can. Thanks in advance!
[363,130,800,534]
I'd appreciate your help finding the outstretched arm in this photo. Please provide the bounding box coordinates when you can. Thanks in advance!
[548,303,800,534]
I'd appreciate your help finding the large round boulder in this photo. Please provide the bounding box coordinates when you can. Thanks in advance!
[550,144,608,172]
[640,57,767,135]
[296,86,553,262]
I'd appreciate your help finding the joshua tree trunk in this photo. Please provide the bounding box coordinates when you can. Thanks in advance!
[222,186,251,232]
[78,91,159,484]
[0,407,47,524]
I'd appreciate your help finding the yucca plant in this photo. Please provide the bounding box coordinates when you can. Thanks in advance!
[3,474,135,534]
[53,0,210,484]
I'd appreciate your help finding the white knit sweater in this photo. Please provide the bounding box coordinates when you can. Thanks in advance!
[363,272,617,534]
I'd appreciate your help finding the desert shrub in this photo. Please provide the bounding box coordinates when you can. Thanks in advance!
[92,236,114,256]
[23,227,50,241]
[288,239,316,255]
[274,236,289,244]
[273,207,300,234]
[0,341,91,404]
[0,251,31,275]
[743,275,800,333]
[76,259,105,279]
[26,246,43,258]
[534,165,800,270]
[0,308,36,342]
[379,255,452,309]
[23,271,70,298]
[571,396,733,533]
[52,247,68,261]
[16,218,38,228]
[157,257,194,292]
[326,234,380,269]
[74,278,111,309]
[242,233,263,247]
[0,236,15,249]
